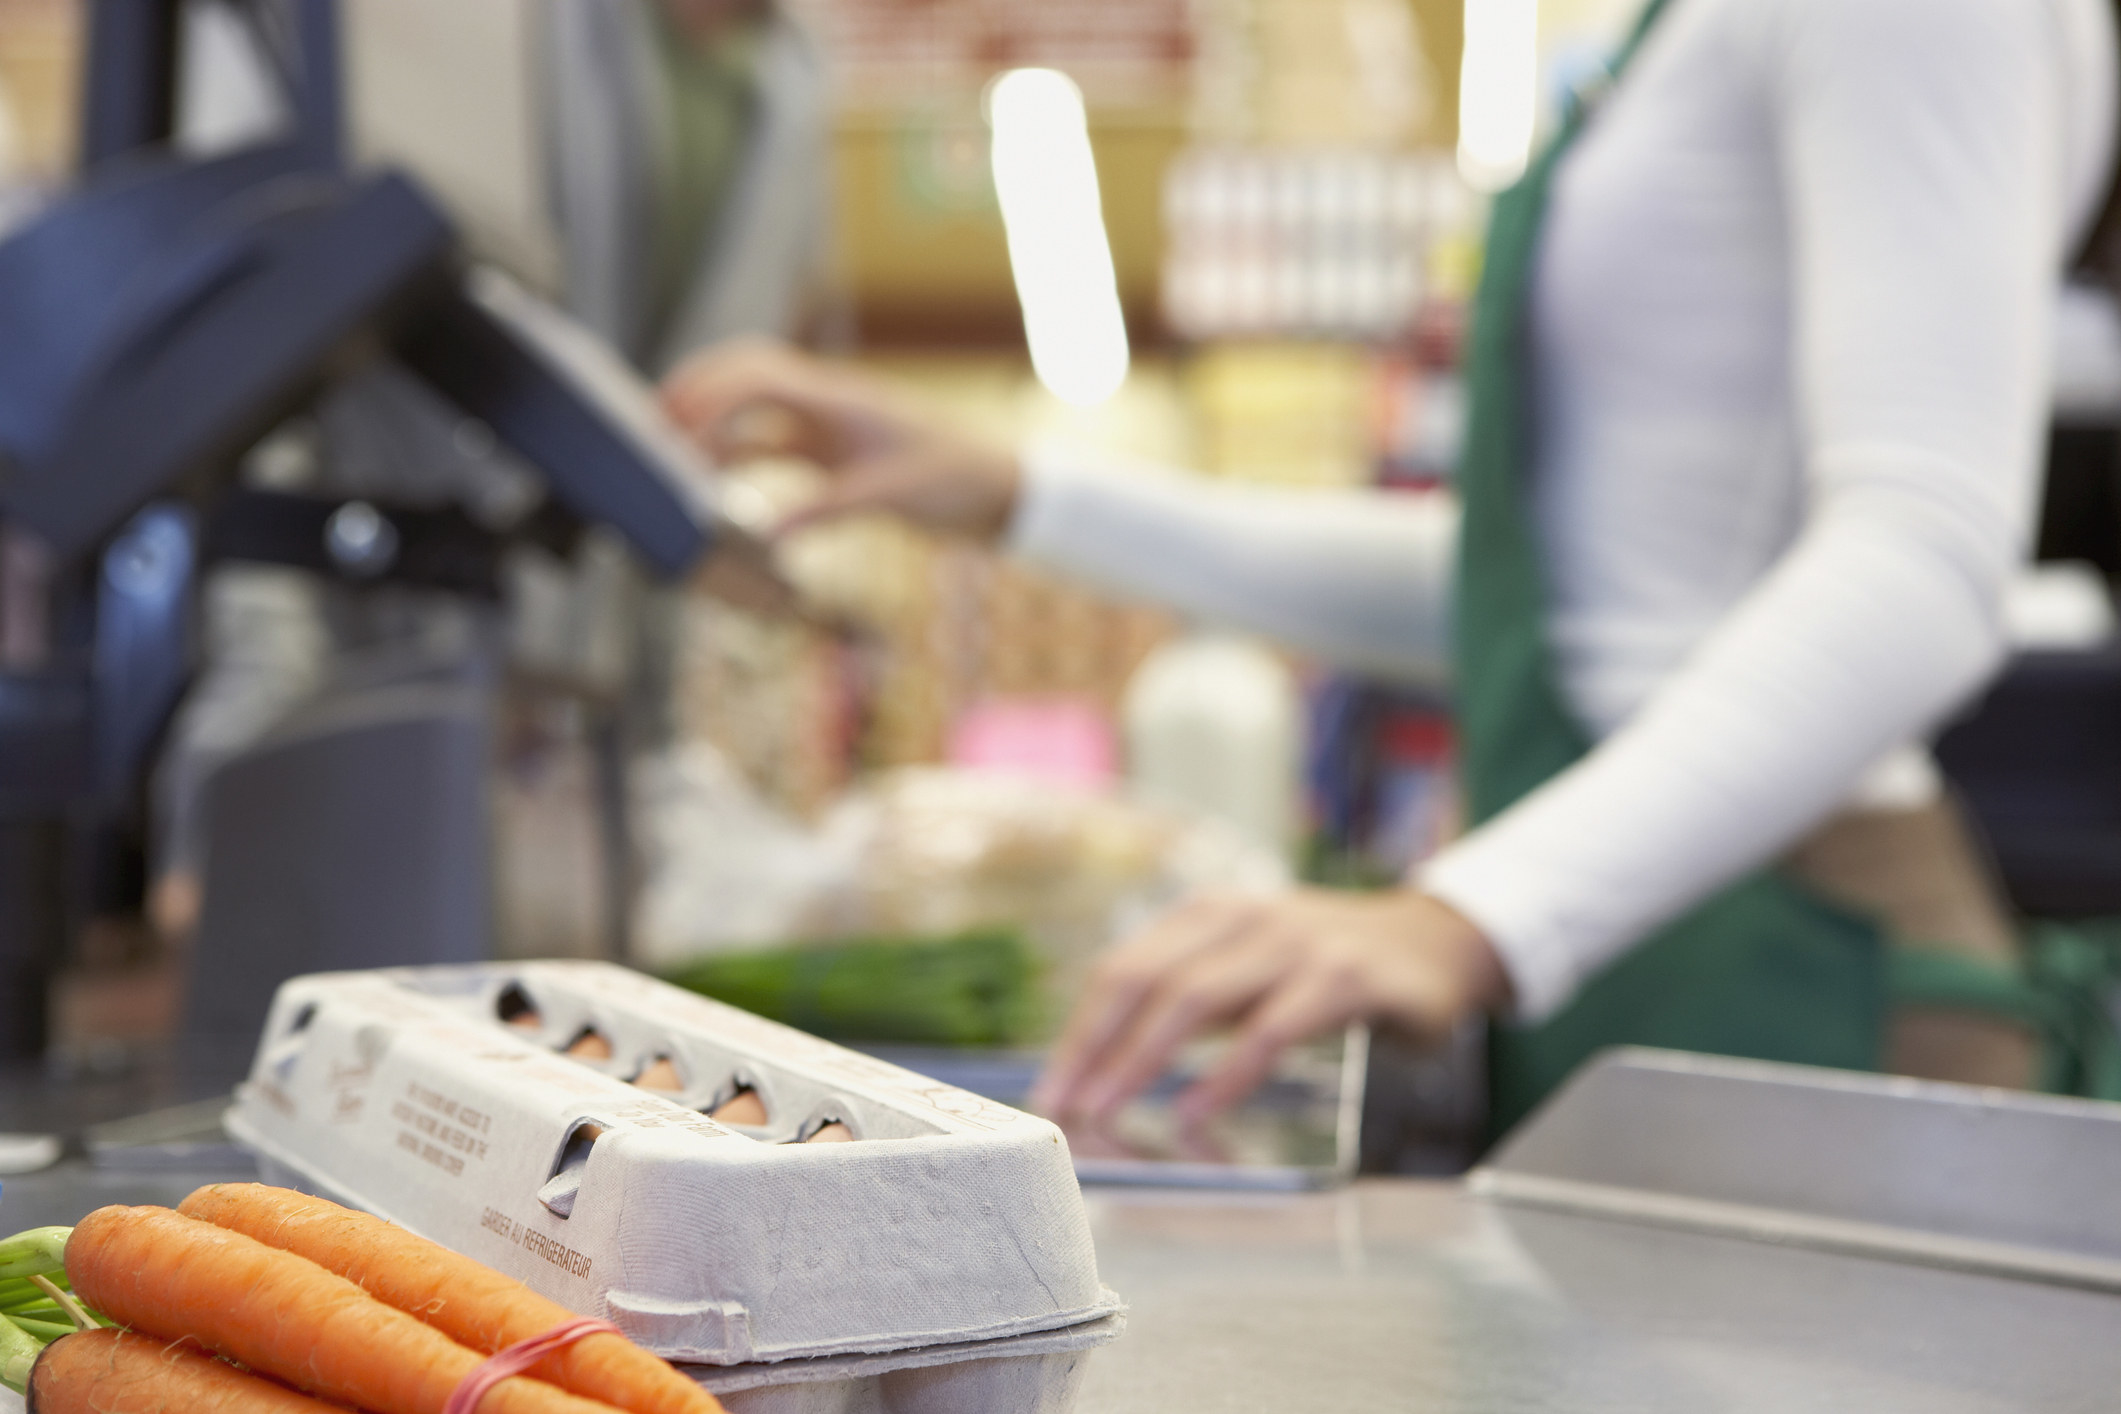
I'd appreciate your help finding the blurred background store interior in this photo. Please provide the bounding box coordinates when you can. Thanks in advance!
[4,0,2120,1174]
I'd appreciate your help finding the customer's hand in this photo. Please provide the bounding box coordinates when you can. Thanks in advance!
[1029,888,1508,1127]
[661,340,1023,543]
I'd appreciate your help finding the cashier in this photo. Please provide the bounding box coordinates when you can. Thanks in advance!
[666,0,2121,1131]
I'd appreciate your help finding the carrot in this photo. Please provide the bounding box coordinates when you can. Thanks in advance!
[64,1207,623,1414]
[179,1186,721,1414]
[29,1328,350,1413]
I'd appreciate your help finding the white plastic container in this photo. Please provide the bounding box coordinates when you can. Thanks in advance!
[224,961,1122,1409]
[1123,631,1303,859]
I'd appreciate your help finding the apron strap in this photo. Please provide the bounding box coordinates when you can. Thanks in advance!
[1889,925,2121,1099]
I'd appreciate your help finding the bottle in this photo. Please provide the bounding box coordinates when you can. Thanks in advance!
[1122,631,1303,859]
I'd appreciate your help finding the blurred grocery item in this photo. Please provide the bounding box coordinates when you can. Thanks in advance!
[948,696,1118,787]
[797,0,1191,343]
[1123,632,1303,860]
[1306,678,1457,886]
[972,559,1176,719]
[672,595,857,819]
[673,377,1183,811]
[1162,149,1474,343]
[847,768,1290,1022]
[849,768,1232,952]
[631,742,865,963]
[1186,339,1468,490]
[804,0,1461,343]
[1258,0,1435,144]
[1187,343,1377,487]
[1190,0,1453,148]
[1372,352,1467,488]
[790,0,1195,109]
[633,753,1287,1016]
[666,928,1041,1047]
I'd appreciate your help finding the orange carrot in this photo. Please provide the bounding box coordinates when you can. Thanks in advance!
[30,1328,352,1413]
[64,1207,622,1414]
[179,1185,721,1414]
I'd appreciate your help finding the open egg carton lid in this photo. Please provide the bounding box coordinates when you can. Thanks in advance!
[224,961,1123,1368]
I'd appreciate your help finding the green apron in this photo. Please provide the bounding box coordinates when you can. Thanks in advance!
[1458,0,2121,1136]
[1458,0,1885,1135]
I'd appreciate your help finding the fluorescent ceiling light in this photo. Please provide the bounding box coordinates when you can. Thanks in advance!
[1458,0,1540,191]
[988,68,1131,407]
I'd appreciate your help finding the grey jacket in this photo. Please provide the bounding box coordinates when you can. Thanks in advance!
[545,0,833,372]
[156,0,831,882]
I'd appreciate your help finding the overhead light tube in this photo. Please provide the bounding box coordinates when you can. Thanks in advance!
[988,68,1131,407]
[1458,0,1541,191]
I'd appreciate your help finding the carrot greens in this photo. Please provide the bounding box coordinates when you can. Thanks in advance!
[0,1225,107,1393]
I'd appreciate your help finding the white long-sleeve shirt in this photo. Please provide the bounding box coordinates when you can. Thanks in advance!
[1011,0,2118,1022]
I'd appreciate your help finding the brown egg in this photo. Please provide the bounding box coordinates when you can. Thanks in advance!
[495,983,541,1032]
[804,1121,854,1144]
[564,1028,614,1061]
[709,1088,769,1126]
[633,1056,684,1092]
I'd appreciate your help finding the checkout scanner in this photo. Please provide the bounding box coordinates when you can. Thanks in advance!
[0,0,752,1057]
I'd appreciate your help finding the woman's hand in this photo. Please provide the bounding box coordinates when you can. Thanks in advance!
[1029,888,1508,1127]
[660,339,1023,543]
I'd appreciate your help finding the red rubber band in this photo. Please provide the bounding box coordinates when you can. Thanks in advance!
[443,1316,625,1414]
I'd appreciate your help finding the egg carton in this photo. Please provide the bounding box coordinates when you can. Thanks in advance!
[679,1319,1116,1414]
[224,961,1123,1403]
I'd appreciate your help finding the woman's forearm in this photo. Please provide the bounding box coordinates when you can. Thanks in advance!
[1009,442,1457,683]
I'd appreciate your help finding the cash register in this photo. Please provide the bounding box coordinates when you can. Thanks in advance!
[0,0,757,1056]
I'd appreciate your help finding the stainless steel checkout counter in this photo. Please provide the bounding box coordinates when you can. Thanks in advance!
[4,1047,2118,1412]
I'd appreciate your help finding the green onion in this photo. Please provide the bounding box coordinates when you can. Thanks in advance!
[0,1228,69,1282]
[0,1302,60,1322]
[0,1309,39,1394]
[4,1316,70,1342]
[0,1226,99,1392]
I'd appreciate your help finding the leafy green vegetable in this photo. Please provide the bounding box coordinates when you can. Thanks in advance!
[0,1271,76,1305]
[0,1228,67,1283]
[0,1227,106,1392]
[664,928,1043,1047]
[0,1311,40,1394]
[5,1316,69,1343]
[0,1299,62,1320]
